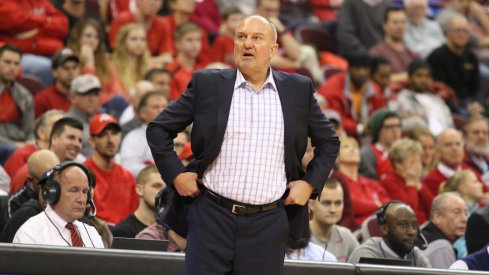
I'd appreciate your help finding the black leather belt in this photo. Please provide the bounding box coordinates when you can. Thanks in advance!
[202,187,282,216]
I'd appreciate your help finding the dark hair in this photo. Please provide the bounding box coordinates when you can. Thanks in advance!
[222,7,244,20]
[384,6,405,23]
[346,53,371,68]
[0,44,22,58]
[370,57,390,76]
[174,22,201,41]
[137,91,166,113]
[49,117,84,146]
[144,68,172,81]
[408,60,430,77]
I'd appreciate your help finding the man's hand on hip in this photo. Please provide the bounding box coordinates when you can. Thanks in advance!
[174,172,200,197]
[283,180,315,206]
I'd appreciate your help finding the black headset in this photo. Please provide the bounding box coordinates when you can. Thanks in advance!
[42,161,96,216]
[155,187,171,219]
[376,200,404,225]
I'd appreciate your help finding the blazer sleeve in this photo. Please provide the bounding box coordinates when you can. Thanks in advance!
[146,73,197,188]
[302,82,340,195]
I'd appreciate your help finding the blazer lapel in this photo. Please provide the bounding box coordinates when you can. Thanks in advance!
[273,70,295,181]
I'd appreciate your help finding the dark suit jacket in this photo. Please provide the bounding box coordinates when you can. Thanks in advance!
[147,68,340,240]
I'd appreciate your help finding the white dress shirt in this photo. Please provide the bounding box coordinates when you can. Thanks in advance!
[13,205,104,248]
[120,124,154,177]
[203,69,287,204]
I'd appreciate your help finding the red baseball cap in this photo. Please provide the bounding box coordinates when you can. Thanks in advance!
[90,114,121,136]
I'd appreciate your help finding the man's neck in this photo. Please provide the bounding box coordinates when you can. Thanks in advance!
[310,220,333,241]
[173,12,189,26]
[177,54,196,71]
[63,1,85,18]
[382,237,408,258]
[385,36,404,51]
[338,164,359,181]
[447,42,464,55]
[92,152,115,170]
[36,140,48,150]
[55,82,70,96]
[136,10,154,26]
[134,203,156,226]
[241,69,269,91]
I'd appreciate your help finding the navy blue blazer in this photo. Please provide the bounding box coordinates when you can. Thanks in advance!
[147,68,340,240]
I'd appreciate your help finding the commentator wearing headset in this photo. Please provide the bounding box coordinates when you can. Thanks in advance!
[348,200,430,267]
[13,162,104,248]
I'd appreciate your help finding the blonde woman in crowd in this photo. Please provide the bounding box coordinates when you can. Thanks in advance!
[408,127,437,179]
[67,18,125,106]
[112,23,152,98]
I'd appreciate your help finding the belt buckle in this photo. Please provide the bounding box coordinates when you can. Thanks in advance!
[231,204,246,215]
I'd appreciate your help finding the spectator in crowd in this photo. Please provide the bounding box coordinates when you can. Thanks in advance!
[450,244,489,272]
[120,80,155,136]
[318,54,386,137]
[370,57,393,97]
[4,110,64,180]
[121,92,168,176]
[144,68,171,100]
[34,49,80,118]
[160,0,212,65]
[53,0,103,33]
[336,0,390,56]
[462,115,489,190]
[5,111,64,194]
[0,150,59,242]
[465,204,489,254]
[215,0,255,16]
[0,166,8,195]
[437,0,489,64]
[112,165,166,238]
[388,61,453,135]
[67,74,102,157]
[109,0,173,64]
[335,136,390,228]
[49,117,84,163]
[189,0,222,34]
[212,8,244,67]
[427,15,481,112]
[83,114,138,225]
[360,108,401,180]
[0,0,69,86]
[13,162,104,247]
[68,19,126,107]
[165,23,207,101]
[408,127,438,179]
[440,169,484,258]
[423,128,467,196]
[403,0,445,59]
[255,0,323,84]
[284,236,337,262]
[136,187,186,252]
[309,178,359,262]
[112,23,152,96]
[415,192,468,268]
[369,7,420,81]
[348,201,430,267]
[0,45,35,164]
[381,138,434,224]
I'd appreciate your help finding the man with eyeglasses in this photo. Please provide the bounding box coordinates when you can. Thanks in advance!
[462,115,489,193]
[359,108,402,180]
[34,48,80,118]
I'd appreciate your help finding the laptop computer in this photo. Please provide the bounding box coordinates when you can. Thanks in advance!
[359,257,413,266]
[111,237,169,252]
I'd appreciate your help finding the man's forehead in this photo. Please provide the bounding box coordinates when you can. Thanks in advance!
[237,17,271,32]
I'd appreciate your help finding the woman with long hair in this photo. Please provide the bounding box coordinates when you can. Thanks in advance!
[112,23,152,96]
[67,18,126,107]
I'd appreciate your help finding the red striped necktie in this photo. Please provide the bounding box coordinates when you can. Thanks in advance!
[66,223,83,247]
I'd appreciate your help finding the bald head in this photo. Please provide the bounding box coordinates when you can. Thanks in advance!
[436,128,464,168]
[238,15,277,43]
[27,150,60,190]
[130,80,155,100]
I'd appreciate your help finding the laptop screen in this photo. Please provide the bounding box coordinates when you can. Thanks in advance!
[111,237,170,252]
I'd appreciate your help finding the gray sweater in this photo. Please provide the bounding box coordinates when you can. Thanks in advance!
[0,82,34,144]
[348,237,430,268]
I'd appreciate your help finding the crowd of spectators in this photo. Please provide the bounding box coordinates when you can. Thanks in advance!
[1,0,489,272]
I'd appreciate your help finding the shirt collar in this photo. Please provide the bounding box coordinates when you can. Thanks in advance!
[381,238,406,259]
[45,204,69,229]
[437,162,459,178]
[234,68,277,92]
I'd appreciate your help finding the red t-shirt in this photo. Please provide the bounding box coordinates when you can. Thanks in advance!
[109,11,172,56]
[34,85,71,118]
[212,34,235,67]
[84,157,139,225]
[4,144,37,179]
[0,89,21,122]
[165,60,205,101]
[10,164,28,195]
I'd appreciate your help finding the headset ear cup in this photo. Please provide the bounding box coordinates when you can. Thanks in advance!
[43,180,61,205]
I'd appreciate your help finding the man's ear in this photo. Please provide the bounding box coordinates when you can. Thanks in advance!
[135,183,143,197]
[380,223,389,235]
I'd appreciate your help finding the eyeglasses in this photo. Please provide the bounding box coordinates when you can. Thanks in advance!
[382,124,402,130]
[448,28,469,34]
